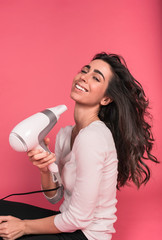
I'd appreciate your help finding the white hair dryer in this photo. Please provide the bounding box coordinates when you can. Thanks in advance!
[9,105,67,179]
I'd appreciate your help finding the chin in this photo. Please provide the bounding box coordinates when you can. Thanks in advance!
[70,90,79,101]
[70,93,84,106]
[70,91,75,100]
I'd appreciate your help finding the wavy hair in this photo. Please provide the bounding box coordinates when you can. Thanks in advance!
[93,52,159,189]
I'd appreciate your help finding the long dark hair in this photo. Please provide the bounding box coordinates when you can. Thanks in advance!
[93,52,159,189]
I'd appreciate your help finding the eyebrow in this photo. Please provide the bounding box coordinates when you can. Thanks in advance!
[83,65,105,80]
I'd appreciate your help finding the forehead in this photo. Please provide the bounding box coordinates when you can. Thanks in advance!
[88,59,113,79]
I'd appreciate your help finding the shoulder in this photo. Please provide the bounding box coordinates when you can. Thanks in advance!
[56,125,73,140]
[80,120,113,142]
[74,121,115,152]
[57,125,73,137]
[55,125,73,149]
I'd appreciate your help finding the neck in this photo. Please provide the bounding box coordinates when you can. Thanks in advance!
[73,102,100,132]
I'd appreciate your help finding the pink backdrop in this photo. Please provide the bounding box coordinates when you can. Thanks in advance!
[0,0,161,239]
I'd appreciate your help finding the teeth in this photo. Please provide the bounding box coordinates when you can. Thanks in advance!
[75,84,86,92]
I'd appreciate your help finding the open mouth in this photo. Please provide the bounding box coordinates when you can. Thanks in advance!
[75,84,88,92]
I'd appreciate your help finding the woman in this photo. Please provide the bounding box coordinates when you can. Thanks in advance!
[0,52,158,240]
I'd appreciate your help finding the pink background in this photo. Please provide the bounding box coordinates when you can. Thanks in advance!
[0,0,161,239]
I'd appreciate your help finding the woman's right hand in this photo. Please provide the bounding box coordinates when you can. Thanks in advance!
[27,138,56,173]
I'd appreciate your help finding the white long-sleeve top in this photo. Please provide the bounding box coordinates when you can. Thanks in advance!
[45,120,118,240]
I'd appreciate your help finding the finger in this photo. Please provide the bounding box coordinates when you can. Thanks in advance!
[37,158,55,169]
[43,153,56,161]
[0,218,8,231]
[27,148,43,157]
[34,154,55,167]
[1,236,8,239]
[29,151,49,161]
[0,216,11,222]
[0,222,6,231]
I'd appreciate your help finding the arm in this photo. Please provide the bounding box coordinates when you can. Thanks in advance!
[28,137,63,202]
[24,215,61,235]
[40,170,58,198]
[27,141,58,198]
[0,215,61,239]
[40,128,65,202]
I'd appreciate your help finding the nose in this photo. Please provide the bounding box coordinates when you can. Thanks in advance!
[80,72,89,83]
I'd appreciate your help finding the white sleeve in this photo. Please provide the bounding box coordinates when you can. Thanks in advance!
[43,185,64,204]
[54,128,107,232]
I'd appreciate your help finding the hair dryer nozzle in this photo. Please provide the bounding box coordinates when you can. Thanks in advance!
[47,105,67,120]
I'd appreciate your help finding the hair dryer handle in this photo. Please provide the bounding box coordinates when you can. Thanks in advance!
[35,143,58,173]
[36,144,62,184]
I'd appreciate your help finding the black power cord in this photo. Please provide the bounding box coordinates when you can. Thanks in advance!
[0,186,60,201]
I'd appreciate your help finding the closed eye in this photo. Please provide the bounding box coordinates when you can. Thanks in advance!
[93,76,100,82]
[80,65,90,74]
[81,69,88,74]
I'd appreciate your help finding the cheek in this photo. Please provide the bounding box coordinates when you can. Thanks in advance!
[91,84,106,96]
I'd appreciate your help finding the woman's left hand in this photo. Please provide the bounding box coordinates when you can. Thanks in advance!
[0,216,25,240]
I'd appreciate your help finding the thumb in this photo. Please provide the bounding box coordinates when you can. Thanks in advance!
[44,137,50,147]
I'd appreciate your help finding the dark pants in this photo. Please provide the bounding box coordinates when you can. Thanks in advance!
[0,200,88,240]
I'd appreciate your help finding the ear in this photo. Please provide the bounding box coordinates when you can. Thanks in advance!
[100,96,112,106]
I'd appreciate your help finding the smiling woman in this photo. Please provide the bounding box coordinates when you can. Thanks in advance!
[0,52,158,240]
[70,59,113,108]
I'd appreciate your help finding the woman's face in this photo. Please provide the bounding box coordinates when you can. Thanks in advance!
[70,59,113,107]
